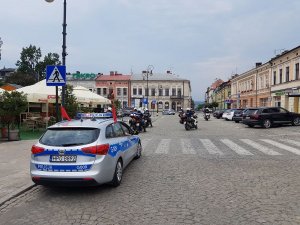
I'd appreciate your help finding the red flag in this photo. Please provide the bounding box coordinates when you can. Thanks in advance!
[60,106,71,121]
[111,103,117,123]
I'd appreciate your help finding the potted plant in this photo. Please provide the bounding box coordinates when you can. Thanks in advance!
[0,91,28,141]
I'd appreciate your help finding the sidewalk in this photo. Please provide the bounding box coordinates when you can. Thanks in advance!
[0,140,37,204]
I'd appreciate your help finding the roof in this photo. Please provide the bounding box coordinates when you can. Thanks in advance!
[210,79,224,89]
[0,83,22,91]
[131,73,189,81]
[96,75,131,81]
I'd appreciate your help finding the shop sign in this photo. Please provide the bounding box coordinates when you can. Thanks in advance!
[72,73,96,80]
[275,91,284,96]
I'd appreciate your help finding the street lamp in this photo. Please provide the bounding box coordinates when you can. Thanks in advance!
[142,65,154,109]
[45,0,67,107]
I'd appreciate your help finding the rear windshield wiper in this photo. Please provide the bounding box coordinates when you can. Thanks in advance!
[61,143,85,147]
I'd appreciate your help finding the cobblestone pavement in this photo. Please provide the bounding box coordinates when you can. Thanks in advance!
[0,114,299,225]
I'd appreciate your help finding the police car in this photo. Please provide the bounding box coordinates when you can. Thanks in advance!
[30,113,142,187]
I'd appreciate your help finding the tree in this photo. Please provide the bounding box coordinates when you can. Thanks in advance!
[36,53,61,80]
[191,99,195,109]
[16,45,42,78]
[15,45,61,82]
[0,91,28,129]
[5,71,36,86]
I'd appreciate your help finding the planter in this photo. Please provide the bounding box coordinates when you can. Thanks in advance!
[1,127,8,138]
[8,129,20,141]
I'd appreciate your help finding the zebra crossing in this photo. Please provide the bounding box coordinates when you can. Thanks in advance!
[140,138,300,157]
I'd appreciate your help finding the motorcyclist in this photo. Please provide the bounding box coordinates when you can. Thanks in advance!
[143,108,152,127]
[204,107,210,113]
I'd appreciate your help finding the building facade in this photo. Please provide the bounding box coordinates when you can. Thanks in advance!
[130,72,192,111]
[270,46,300,113]
[231,63,271,108]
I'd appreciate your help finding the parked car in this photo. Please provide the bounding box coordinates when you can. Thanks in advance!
[233,108,257,123]
[242,107,300,128]
[230,108,245,123]
[162,109,176,115]
[213,109,225,119]
[30,115,142,187]
[222,109,232,120]
[222,109,244,120]
[122,107,134,116]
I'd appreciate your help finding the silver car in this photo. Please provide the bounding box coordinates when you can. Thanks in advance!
[30,117,142,187]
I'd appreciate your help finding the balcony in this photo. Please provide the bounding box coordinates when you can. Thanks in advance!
[170,95,183,99]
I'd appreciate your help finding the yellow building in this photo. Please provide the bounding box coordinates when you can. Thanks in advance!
[270,46,300,113]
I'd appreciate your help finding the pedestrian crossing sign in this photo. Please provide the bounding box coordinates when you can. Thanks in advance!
[46,65,66,86]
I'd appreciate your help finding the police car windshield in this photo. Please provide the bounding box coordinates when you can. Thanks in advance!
[39,128,100,147]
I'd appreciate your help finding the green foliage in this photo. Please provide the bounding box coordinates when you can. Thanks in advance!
[16,45,42,76]
[36,53,61,80]
[196,103,205,111]
[0,91,28,129]
[112,99,121,110]
[15,45,60,84]
[5,71,36,86]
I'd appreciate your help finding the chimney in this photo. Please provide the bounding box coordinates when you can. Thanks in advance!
[166,70,172,74]
[110,71,115,76]
[255,62,262,68]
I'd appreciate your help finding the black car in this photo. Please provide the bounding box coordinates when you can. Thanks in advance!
[242,107,300,128]
[232,108,251,123]
[213,109,225,119]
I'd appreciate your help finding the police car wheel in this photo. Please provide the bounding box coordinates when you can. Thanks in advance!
[111,159,123,187]
[134,142,142,159]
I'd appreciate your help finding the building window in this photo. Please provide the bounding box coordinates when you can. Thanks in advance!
[274,96,281,107]
[97,88,101,95]
[286,67,289,82]
[123,88,127,96]
[103,88,107,95]
[273,71,276,85]
[117,88,121,96]
[133,88,137,95]
[296,63,299,80]
[265,75,269,88]
[138,88,142,95]
[177,88,182,97]
[260,98,268,107]
[279,69,282,83]
[172,88,176,96]
[165,89,169,96]
[159,89,163,96]
[164,101,169,109]
[151,88,155,96]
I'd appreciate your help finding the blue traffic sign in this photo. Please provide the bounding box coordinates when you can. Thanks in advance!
[46,65,66,86]
[143,98,148,104]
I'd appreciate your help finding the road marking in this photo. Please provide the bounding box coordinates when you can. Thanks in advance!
[155,139,171,154]
[180,139,196,154]
[220,139,253,155]
[261,139,300,155]
[281,139,300,148]
[240,139,281,155]
[199,139,223,155]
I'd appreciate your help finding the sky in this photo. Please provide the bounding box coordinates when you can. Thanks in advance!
[1,0,300,101]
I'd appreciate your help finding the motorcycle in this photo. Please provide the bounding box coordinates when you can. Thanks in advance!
[129,114,146,134]
[204,113,210,121]
[143,113,153,127]
[184,115,198,130]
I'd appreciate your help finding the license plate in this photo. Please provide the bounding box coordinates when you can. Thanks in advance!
[50,155,77,163]
[246,116,250,119]
[136,123,140,126]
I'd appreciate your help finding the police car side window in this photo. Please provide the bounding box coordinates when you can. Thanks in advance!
[105,125,115,139]
[120,122,131,136]
[113,123,125,137]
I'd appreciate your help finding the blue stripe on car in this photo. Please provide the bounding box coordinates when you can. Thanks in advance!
[108,137,140,157]
[35,164,92,172]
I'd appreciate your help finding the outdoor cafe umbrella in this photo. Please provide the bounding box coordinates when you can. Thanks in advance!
[72,86,111,105]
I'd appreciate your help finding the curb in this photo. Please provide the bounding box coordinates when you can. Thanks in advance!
[0,183,36,207]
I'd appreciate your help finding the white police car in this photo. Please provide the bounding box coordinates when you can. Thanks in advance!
[30,113,142,187]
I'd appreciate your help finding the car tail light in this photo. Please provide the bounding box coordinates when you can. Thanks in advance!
[252,114,260,120]
[31,145,45,154]
[82,144,110,155]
